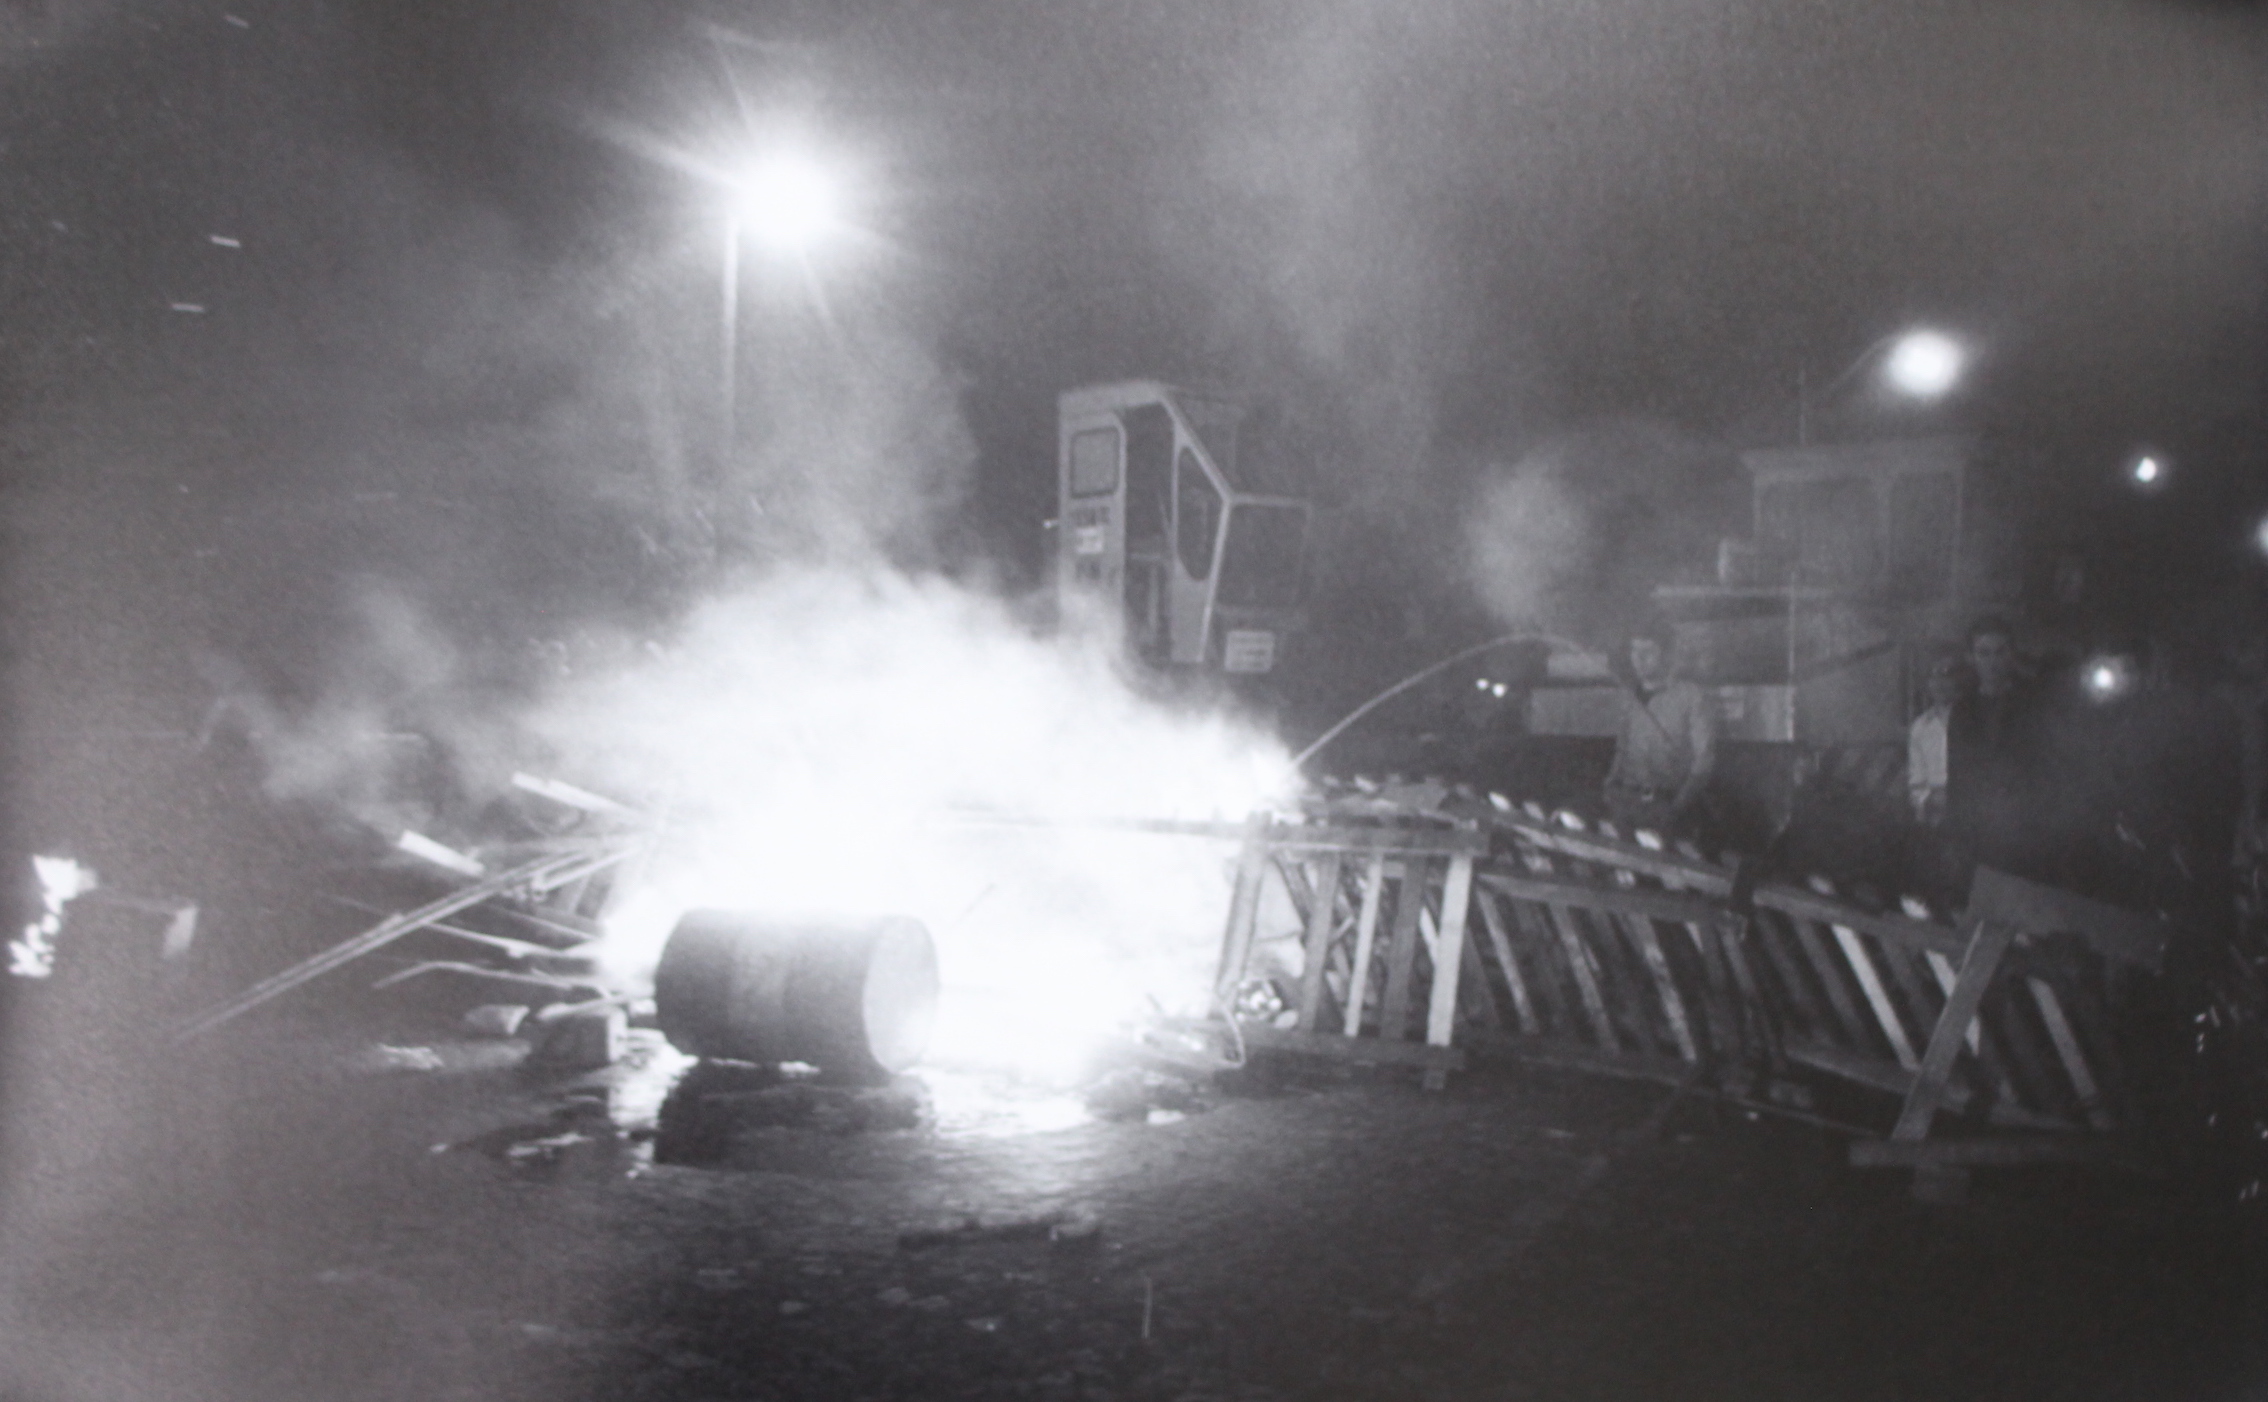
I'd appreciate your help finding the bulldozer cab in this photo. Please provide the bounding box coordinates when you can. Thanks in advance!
[1056,381,1310,675]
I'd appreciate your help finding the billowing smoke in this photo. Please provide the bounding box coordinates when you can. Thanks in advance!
[527,567,1291,1074]
[1463,424,1741,643]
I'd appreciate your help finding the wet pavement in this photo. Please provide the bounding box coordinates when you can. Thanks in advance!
[4,1003,2268,1402]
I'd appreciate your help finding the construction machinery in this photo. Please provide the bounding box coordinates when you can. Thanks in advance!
[1055,381,1313,678]
[1525,436,1975,840]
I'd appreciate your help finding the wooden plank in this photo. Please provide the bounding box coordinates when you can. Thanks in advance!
[1212,813,1272,1003]
[1294,852,1344,1032]
[1892,917,2019,1142]
[1425,855,1476,1048]
[1456,922,1501,1032]
[1342,850,1389,1038]
[1474,888,1540,1035]
[1966,866,2167,972]
[1751,885,1966,958]
[1616,912,1701,1064]
[2026,977,2114,1131]
[1492,821,1735,895]
[1505,892,1576,1038]
[1379,860,1431,1042]
[1829,925,1922,1072]
[1984,980,2081,1124]
[1749,909,1838,1045]
[1545,902,1620,1052]
[178,844,631,1040]
[1717,921,1787,1072]
[1237,1025,1465,1072]
[1787,914,1873,1051]
[1476,872,1724,927]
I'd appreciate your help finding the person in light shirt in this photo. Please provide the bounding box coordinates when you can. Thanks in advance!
[1603,621,1716,839]
[1907,653,1966,826]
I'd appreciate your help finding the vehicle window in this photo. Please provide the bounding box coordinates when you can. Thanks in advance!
[1216,504,1306,608]
[1069,427,1120,496]
[1123,404,1172,547]
[1175,448,1220,579]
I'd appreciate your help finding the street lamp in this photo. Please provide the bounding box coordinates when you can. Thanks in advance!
[1799,327,1968,445]
[716,144,847,472]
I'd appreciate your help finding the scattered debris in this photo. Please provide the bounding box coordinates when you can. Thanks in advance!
[9,855,96,979]
[462,1004,531,1038]
[530,1004,626,1070]
[396,830,485,878]
[363,1045,445,1073]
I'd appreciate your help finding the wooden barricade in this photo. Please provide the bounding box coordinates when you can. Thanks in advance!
[1218,790,2174,1181]
[1217,812,1488,1087]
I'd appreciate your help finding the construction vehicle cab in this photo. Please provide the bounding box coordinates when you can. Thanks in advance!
[1525,435,1973,844]
[1056,381,1311,677]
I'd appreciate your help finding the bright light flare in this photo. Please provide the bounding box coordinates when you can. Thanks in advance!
[2129,454,2163,488]
[731,151,842,254]
[1883,330,1965,399]
[531,568,1298,1081]
[2083,654,2136,704]
[2254,513,2268,557]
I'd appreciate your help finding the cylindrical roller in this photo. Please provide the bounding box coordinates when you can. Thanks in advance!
[653,911,939,1079]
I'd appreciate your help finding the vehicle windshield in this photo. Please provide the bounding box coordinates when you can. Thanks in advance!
[1214,504,1307,609]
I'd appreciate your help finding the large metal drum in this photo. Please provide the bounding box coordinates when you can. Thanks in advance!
[652,911,939,1079]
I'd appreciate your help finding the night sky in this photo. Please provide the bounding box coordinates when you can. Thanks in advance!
[3,0,2265,739]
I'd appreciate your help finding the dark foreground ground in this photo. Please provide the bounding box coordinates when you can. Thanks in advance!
[4,987,2268,1402]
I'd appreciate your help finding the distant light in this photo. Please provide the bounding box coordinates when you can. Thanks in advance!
[2082,655,2135,703]
[1492,683,1508,698]
[2255,513,2268,557]
[2131,456,2160,485]
[1883,330,1965,399]
[732,151,841,253]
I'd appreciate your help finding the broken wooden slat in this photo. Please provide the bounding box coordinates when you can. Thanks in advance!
[1544,902,1620,1053]
[1829,924,1922,1072]
[2026,976,2113,1131]
[1474,887,1540,1035]
[1212,813,1272,1004]
[1424,854,1476,1050]
[1892,917,2020,1142]
[1295,852,1344,1031]
[179,843,632,1039]
[1342,850,1389,1038]
[1379,860,1430,1042]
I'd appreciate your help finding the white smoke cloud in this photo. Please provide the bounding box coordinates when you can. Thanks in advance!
[528,565,1294,1076]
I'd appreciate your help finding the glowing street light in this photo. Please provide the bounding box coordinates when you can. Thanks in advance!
[716,142,849,471]
[2127,453,2164,488]
[1882,330,1965,399]
[1799,326,1968,444]
[729,150,843,255]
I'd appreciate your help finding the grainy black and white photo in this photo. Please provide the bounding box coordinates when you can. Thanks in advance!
[3,2,2267,1399]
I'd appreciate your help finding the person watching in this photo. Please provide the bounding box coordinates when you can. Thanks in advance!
[1603,622,1716,839]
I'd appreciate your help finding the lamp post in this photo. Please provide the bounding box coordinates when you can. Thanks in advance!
[1798,327,1966,445]
[717,148,844,472]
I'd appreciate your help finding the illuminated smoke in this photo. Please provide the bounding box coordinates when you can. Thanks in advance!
[529,567,1294,1078]
[1463,425,1740,642]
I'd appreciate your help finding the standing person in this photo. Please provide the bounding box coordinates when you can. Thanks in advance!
[1603,621,1717,839]
[1944,615,2050,883]
[1907,653,1965,827]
